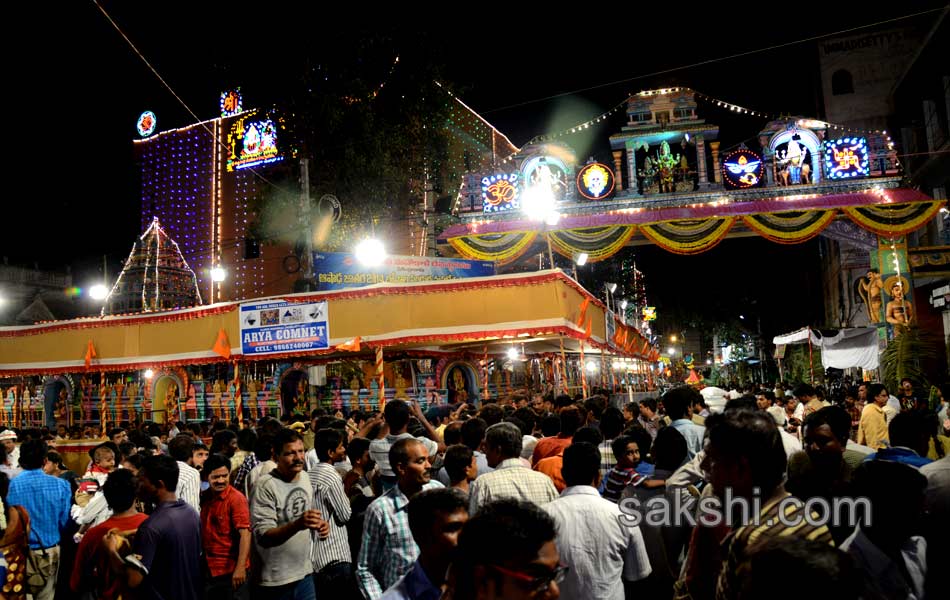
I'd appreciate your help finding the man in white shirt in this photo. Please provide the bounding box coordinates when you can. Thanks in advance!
[544,442,650,600]
[766,406,803,458]
[168,434,201,512]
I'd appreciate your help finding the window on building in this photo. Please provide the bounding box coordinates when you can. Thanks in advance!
[655,111,671,125]
[831,69,854,95]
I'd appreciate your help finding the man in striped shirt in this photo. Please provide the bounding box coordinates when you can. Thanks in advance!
[309,428,356,599]
[357,438,443,600]
[703,411,835,600]
[169,434,201,513]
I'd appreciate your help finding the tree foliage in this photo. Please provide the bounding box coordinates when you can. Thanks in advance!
[250,31,455,252]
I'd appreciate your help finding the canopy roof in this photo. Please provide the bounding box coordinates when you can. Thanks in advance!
[0,270,651,377]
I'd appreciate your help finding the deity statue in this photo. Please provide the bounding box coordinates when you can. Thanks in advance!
[114,379,126,422]
[394,369,409,400]
[349,375,362,409]
[127,381,140,416]
[369,379,379,409]
[777,139,808,186]
[332,378,344,412]
[213,379,224,419]
[857,269,884,323]
[452,369,468,404]
[295,378,309,414]
[227,379,238,421]
[166,382,179,423]
[248,379,260,418]
[654,141,680,193]
[885,280,914,335]
[424,376,438,405]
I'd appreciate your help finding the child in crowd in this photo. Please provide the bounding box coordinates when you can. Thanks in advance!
[601,434,644,502]
[72,442,120,534]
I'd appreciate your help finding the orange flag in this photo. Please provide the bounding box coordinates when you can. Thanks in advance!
[584,317,592,340]
[575,298,590,328]
[337,336,361,352]
[612,324,624,347]
[84,340,97,368]
[212,329,231,359]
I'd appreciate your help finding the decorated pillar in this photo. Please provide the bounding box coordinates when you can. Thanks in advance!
[612,150,624,192]
[624,141,641,196]
[695,134,709,188]
[710,141,721,184]
[870,236,916,342]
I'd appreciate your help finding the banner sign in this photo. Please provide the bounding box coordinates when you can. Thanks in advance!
[240,300,329,356]
[312,252,495,290]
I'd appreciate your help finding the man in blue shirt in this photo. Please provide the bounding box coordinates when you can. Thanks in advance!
[104,454,202,600]
[6,439,71,600]
[864,411,933,468]
[663,387,706,460]
[381,488,468,600]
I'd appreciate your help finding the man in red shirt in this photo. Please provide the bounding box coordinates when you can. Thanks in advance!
[201,454,252,600]
[532,406,581,464]
[70,469,148,600]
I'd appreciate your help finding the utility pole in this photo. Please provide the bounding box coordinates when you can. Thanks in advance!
[299,158,314,290]
[757,313,766,383]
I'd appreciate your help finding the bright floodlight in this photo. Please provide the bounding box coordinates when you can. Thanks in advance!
[668,348,676,355]
[211,266,227,282]
[507,347,519,361]
[522,184,556,222]
[574,252,588,266]
[739,314,745,320]
[670,334,678,342]
[355,238,387,267]
[89,284,109,301]
[619,299,628,310]
[586,361,598,372]
[144,368,155,379]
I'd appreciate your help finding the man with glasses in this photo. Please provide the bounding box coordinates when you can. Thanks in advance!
[447,499,563,600]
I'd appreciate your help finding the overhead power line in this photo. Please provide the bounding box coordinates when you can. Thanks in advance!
[480,7,946,114]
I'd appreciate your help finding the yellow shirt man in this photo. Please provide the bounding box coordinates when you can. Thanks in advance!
[857,403,888,450]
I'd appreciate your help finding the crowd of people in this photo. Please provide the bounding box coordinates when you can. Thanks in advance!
[0,378,946,600]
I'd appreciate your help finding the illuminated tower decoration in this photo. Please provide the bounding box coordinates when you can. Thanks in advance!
[102,217,203,316]
[135,103,293,303]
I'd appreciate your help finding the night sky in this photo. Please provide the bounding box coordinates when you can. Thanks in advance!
[5,2,944,337]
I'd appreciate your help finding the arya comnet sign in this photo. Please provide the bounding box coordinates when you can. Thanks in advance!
[240,299,329,356]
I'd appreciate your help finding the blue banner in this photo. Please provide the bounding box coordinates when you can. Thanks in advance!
[240,299,329,356]
[312,252,495,290]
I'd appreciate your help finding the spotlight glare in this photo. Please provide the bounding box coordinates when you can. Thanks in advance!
[89,284,109,301]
